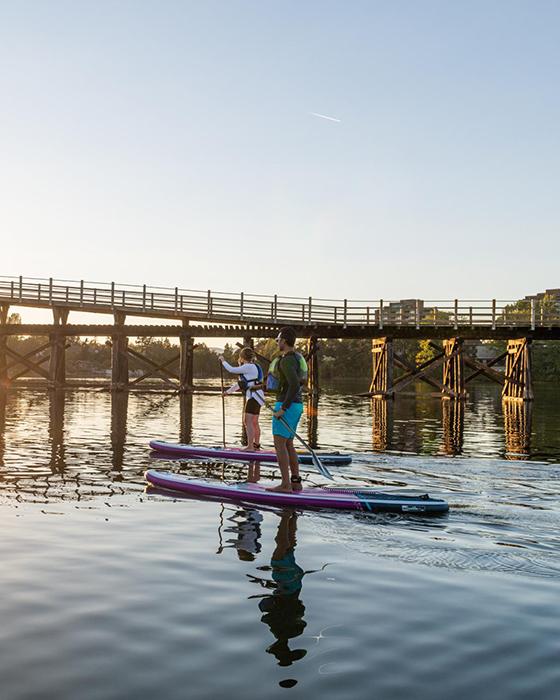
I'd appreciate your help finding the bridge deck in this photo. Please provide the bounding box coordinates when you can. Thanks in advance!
[1,276,559,337]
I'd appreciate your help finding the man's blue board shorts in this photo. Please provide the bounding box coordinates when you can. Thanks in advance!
[272,401,304,439]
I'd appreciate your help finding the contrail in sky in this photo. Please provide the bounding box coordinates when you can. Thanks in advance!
[310,112,341,123]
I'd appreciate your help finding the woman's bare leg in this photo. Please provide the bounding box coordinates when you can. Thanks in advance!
[243,413,255,450]
[253,415,261,448]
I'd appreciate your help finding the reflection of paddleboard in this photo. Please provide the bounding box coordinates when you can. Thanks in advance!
[149,440,352,466]
[144,470,449,515]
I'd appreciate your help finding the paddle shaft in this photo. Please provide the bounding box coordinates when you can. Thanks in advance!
[219,362,226,448]
[259,399,333,480]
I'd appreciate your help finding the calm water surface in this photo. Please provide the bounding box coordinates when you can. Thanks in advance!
[0,382,558,699]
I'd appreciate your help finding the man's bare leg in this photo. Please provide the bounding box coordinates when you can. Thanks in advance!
[267,434,292,492]
[286,439,302,491]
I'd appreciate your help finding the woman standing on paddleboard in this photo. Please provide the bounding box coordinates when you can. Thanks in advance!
[219,347,265,451]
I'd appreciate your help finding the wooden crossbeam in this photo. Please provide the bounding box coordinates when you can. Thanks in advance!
[464,351,507,384]
[10,343,72,380]
[429,341,507,386]
[5,346,50,379]
[392,351,445,389]
[392,352,451,394]
[5,340,51,371]
[128,351,180,386]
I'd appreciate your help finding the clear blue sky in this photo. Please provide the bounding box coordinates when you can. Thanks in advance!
[2,0,559,304]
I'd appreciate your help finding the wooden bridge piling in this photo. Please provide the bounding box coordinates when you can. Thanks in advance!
[369,337,394,397]
[306,336,320,396]
[111,312,129,392]
[179,328,194,393]
[0,304,8,387]
[502,338,533,401]
[442,338,466,399]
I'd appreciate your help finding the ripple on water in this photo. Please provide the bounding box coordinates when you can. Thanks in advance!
[0,387,559,698]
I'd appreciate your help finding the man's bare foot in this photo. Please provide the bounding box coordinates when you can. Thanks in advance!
[266,484,293,493]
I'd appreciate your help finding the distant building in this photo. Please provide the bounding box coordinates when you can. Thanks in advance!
[524,289,560,306]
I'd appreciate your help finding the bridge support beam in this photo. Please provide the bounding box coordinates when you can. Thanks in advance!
[0,305,9,387]
[48,333,67,389]
[306,336,320,396]
[111,312,128,391]
[48,306,69,389]
[52,307,69,325]
[369,337,394,397]
[179,330,194,393]
[442,338,466,399]
[502,338,533,401]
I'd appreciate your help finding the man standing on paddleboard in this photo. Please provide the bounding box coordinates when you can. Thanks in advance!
[268,327,304,493]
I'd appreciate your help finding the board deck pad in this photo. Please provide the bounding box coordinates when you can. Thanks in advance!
[145,470,449,515]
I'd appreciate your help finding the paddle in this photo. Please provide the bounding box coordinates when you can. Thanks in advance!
[219,361,226,448]
[259,399,333,481]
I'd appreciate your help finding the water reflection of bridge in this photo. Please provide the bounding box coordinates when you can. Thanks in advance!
[0,388,536,507]
[366,393,532,459]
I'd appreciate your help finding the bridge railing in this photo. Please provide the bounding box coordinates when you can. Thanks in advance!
[1,276,559,328]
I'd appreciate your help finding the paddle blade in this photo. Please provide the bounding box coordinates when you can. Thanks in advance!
[310,451,334,480]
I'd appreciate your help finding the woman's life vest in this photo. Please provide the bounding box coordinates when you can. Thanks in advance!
[266,352,308,391]
[237,363,264,392]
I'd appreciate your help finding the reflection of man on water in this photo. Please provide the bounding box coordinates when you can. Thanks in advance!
[250,509,307,666]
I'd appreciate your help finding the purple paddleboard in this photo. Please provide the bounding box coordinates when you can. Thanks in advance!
[145,470,449,515]
[149,440,352,466]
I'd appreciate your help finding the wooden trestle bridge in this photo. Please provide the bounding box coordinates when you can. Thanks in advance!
[1,275,559,401]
